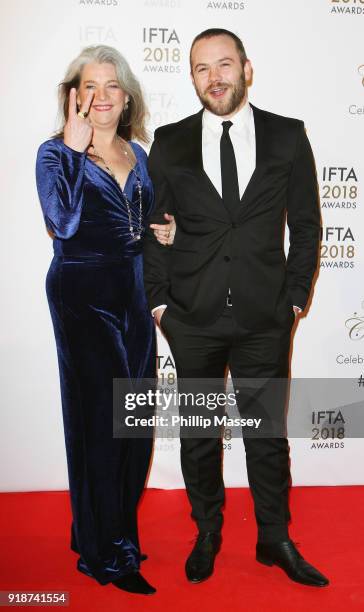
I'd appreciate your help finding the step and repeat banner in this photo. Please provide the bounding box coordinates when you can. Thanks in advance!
[0,0,363,491]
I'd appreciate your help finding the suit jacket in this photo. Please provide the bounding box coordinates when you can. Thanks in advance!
[143,104,320,329]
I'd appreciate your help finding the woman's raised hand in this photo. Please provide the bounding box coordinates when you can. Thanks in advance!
[63,88,94,152]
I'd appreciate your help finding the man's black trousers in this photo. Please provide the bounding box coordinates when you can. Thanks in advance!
[161,305,294,543]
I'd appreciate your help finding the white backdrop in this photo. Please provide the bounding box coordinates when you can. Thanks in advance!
[0,0,363,492]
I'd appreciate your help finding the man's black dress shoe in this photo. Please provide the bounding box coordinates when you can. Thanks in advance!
[185,532,222,583]
[256,540,329,587]
[112,571,156,595]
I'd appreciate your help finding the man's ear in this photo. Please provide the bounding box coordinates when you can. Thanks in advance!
[243,59,253,84]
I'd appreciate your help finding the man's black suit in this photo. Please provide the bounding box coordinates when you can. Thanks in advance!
[143,105,320,542]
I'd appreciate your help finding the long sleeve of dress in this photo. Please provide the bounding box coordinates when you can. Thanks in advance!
[36,139,87,239]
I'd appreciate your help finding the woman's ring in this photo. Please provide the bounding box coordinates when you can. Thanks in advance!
[77,111,88,119]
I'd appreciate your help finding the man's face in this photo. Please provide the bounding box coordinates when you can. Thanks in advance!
[190,35,252,118]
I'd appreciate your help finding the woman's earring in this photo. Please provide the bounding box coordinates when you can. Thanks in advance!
[124,101,129,111]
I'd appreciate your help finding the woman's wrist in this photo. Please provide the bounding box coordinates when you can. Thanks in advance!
[62,140,87,155]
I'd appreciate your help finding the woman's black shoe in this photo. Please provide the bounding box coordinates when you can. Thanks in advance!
[112,572,156,595]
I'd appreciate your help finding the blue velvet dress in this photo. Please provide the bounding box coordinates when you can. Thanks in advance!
[36,138,156,585]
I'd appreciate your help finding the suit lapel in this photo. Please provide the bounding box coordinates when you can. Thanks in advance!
[238,105,267,214]
[182,110,232,221]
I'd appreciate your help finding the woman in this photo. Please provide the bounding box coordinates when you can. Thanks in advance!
[36,45,172,595]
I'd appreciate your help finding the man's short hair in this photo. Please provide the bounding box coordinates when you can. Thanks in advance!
[190,28,247,71]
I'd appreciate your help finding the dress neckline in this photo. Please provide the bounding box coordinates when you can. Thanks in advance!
[86,141,140,193]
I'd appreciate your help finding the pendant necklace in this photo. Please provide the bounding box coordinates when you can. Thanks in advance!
[88,136,143,241]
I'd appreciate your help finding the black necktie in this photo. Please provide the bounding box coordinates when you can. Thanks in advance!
[220,120,240,216]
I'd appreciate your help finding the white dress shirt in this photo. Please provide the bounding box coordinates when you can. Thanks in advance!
[202,101,255,198]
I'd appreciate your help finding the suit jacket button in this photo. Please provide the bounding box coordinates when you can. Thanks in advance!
[224,256,231,262]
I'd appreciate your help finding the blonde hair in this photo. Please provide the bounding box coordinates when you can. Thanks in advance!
[54,45,149,143]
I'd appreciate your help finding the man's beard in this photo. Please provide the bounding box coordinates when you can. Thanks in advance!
[195,72,246,116]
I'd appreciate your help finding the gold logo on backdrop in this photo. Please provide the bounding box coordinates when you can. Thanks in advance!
[358,65,364,86]
[346,303,364,340]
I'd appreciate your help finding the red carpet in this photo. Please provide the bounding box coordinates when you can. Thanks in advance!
[0,487,363,611]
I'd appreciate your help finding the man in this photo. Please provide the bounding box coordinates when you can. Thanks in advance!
[144,28,328,587]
